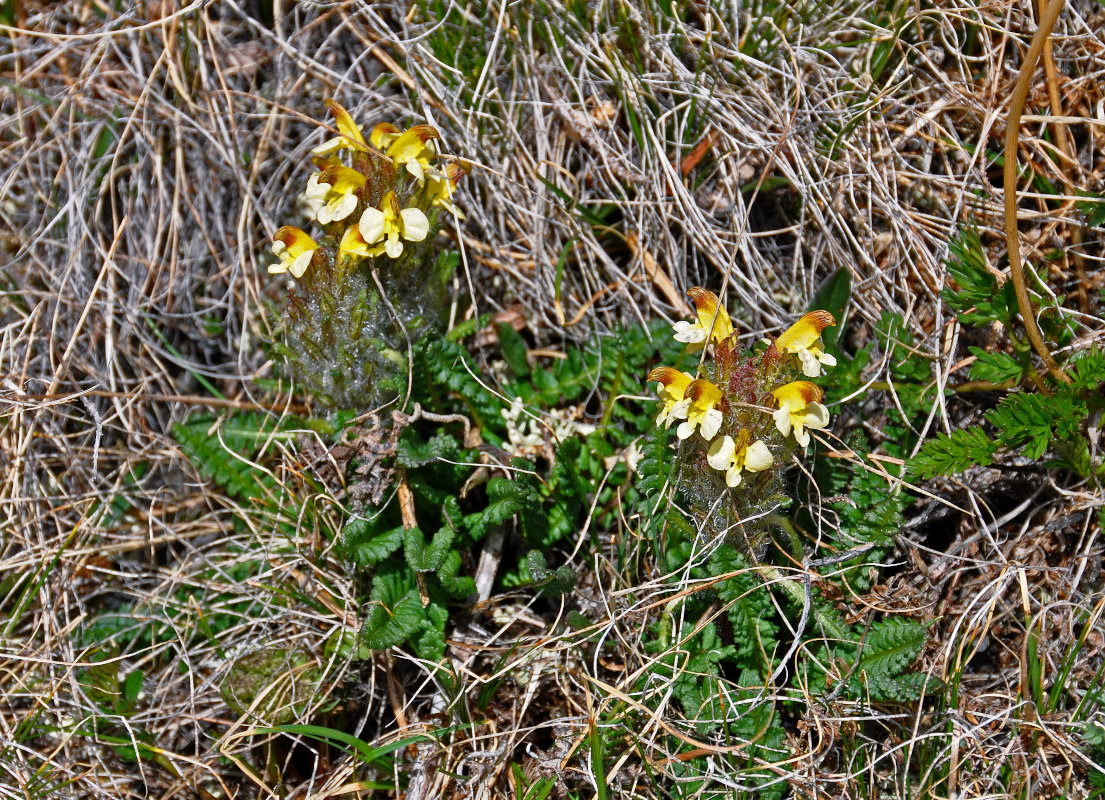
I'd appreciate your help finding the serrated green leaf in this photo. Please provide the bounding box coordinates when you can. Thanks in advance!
[396,430,460,468]
[967,347,1024,384]
[526,550,549,577]
[846,618,931,702]
[411,602,448,662]
[343,521,404,567]
[1070,345,1105,392]
[908,427,996,478]
[404,525,454,573]
[360,584,423,651]
[438,550,476,598]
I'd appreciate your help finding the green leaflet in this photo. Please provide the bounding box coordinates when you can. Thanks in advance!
[404,525,454,573]
[359,570,425,651]
[343,521,405,567]
[525,550,577,596]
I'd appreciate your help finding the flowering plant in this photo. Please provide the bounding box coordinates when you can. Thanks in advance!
[268,101,466,408]
[648,289,836,545]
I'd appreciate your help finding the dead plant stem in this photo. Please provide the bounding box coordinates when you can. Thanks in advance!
[1004,0,1071,384]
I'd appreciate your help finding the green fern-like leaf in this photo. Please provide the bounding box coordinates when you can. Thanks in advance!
[396,430,460,468]
[525,550,577,595]
[404,524,454,573]
[411,601,448,663]
[847,618,930,702]
[941,226,1017,327]
[635,428,672,497]
[466,470,547,544]
[908,427,996,478]
[343,520,404,567]
[359,570,424,651]
[437,550,476,598]
[827,468,903,590]
[967,347,1025,384]
[1070,345,1105,391]
[710,545,778,662]
[173,413,286,501]
[419,338,503,431]
[987,390,1086,460]
[857,618,926,674]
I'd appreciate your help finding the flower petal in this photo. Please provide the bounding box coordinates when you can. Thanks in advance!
[311,136,345,157]
[359,207,386,243]
[272,226,317,257]
[700,408,723,442]
[772,381,823,411]
[672,320,707,344]
[385,232,403,259]
[804,401,830,429]
[305,172,331,199]
[335,193,359,221]
[793,426,810,448]
[776,310,835,353]
[289,251,313,278]
[772,408,792,437]
[707,436,736,470]
[687,287,734,343]
[399,208,430,241]
[648,367,694,396]
[370,122,400,149]
[339,226,369,258]
[725,468,743,488]
[797,348,822,377]
[326,99,367,149]
[744,441,773,472]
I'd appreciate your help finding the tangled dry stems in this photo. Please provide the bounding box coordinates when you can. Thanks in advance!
[1,0,1103,797]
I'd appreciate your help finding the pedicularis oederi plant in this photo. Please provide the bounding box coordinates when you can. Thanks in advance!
[268,101,466,408]
[648,289,836,541]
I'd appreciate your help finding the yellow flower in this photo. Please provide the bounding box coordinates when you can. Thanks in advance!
[775,311,837,377]
[646,366,695,429]
[426,160,467,219]
[771,381,830,447]
[311,100,368,156]
[371,122,440,184]
[315,166,366,224]
[270,226,318,278]
[673,288,734,352]
[300,171,331,219]
[338,225,370,260]
[357,190,430,259]
[707,430,773,488]
[370,122,401,149]
[677,379,724,442]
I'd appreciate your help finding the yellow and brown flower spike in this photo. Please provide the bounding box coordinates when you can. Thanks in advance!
[673,288,734,352]
[312,100,369,156]
[775,310,837,377]
[647,367,695,429]
[677,379,724,442]
[771,380,829,447]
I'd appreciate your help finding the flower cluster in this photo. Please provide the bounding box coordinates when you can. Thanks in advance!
[648,289,836,491]
[269,100,466,280]
[267,101,467,409]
